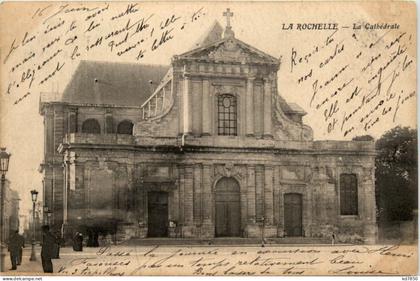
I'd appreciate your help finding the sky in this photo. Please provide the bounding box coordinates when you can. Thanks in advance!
[0,1,416,217]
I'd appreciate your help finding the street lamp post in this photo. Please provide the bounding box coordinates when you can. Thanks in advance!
[47,211,52,226]
[29,190,38,261]
[0,147,11,272]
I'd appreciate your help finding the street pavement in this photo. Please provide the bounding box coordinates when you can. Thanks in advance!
[2,243,333,275]
[3,246,106,275]
[1,243,417,276]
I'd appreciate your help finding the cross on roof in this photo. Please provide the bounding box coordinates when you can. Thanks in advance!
[223,8,233,28]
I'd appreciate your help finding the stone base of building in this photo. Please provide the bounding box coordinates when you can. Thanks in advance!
[244,224,261,238]
[363,223,378,244]
[181,225,197,238]
[244,224,279,238]
[200,223,215,238]
[117,224,139,240]
[64,220,377,244]
[264,226,278,238]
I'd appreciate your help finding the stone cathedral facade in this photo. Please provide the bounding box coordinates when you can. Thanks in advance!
[39,11,377,243]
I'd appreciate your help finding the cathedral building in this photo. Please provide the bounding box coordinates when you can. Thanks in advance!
[39,10,377,243]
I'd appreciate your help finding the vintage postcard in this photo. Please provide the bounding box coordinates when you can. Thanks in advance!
[0,0,417,276]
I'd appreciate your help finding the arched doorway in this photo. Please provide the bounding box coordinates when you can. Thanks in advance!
[215,177,241,237]
[284,193,303,237]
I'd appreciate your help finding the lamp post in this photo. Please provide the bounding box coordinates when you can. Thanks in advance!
[0,147,11,272]
[29,189,38,261]
[46,210,52,226]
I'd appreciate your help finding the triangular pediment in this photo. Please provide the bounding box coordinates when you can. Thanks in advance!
[176,37,279,65]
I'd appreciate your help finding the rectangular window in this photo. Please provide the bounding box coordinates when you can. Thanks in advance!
[340,174,358,215]
[217,94,237,136]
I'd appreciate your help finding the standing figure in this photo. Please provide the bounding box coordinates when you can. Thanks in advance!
[7,230,25,270]
[52,230,61,259]
[41,225,57,273]
[17,232,24,265]
[72,232,83,251]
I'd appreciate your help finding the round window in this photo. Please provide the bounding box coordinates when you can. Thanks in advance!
[223,97,231,108]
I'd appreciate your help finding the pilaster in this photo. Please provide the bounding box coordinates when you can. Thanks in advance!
[202,79,211,135]
[183,77,193,134]
[263,77,272,138]
[245,77,255,136]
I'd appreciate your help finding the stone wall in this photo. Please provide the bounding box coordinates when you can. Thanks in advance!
[62,144,376,243]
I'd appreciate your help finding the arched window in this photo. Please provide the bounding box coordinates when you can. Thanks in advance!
[81,119,101,134]
[340,174,358,215]
[117,120,134,135]
[217,94,237,136]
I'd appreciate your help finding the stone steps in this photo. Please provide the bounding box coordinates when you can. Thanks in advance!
[121,237,331,246]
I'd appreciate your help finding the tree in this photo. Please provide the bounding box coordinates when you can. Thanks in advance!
[352,135,374,141]
[375,126,417,221]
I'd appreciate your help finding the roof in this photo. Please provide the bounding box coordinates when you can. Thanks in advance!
[191,20,223,49]
[61,61,169,106]
[285,103,307,116]
[277,96,307,116]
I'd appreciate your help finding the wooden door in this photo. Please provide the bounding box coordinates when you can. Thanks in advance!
[284,193,303,237]
[147,191,168,237]
[215,177,241,237]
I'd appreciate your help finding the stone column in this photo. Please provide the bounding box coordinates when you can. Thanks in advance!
[240,168,248,230]
[105,112,114,134]
[273,166,280,226]
[255,165,264,220]
[245,165,258,237]
[202,165,212,223]
[178,166,185,225]
[45,107,54,154]
[247,165,256,222]
[183,77,192,135]
[202,80,211,135]
[278,167,285,235]
[254,85,263,136]
[363,166,377,244]
[184,165,194,225]
[68,110,78,133]
[263,77,272,138]
[246,77,255,136]
[193,164,202,224]
[202,164,214,237]
[264,166,274,225]
[172,166,179,224]
[62,161,69,224]
[54,107,64,151]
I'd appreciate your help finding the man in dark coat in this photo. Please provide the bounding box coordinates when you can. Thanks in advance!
[8,230,25,270]
[41,225,57,273]
[52,230,61,259]
[72,232,83,251]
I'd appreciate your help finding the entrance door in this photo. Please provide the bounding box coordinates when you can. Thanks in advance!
[147,191,168,237]
[215,177,241,237]
[284,193,303,237]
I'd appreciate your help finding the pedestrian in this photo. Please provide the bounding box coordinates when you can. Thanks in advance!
[41,225,57,273]
[331,232,336,245]
[72,232,83,251]
[52,230,61,259]
[17,232,24,265]
[7,230,25,270]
